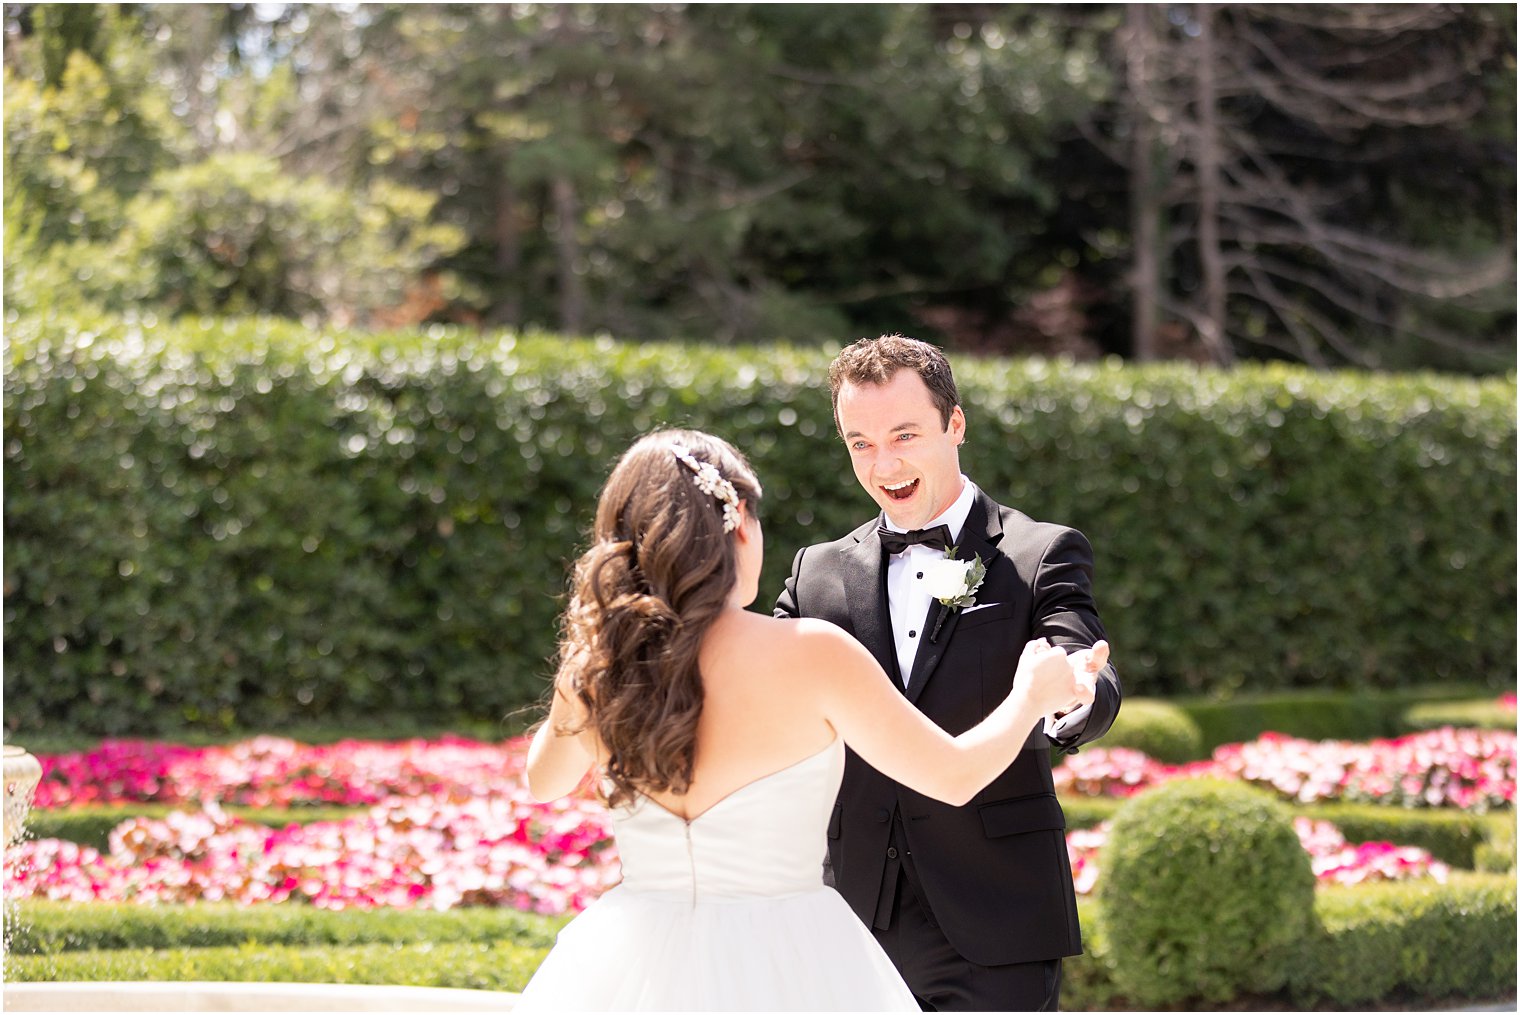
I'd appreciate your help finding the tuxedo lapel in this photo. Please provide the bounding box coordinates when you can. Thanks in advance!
[841,528,903,687]
[906,489,1005,704]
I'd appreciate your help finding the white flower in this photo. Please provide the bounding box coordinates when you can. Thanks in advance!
[924,548,986,642]
[922,557,976,601]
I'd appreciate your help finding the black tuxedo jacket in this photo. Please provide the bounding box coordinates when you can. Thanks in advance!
[774,483,1121,966]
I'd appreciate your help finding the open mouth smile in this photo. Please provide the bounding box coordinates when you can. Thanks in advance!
[881,478,919,501]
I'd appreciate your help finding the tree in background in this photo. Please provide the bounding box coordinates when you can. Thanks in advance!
[354,4,1105,346]
[1098,3,1514,370]
[4,3,1513,371]
[3,3,464,326]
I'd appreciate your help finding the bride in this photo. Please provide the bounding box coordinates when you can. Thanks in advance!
[517,429,1102,1011]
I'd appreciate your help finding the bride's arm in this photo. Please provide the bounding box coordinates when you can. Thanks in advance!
[799,619,1099,806]
[525,676,598,802]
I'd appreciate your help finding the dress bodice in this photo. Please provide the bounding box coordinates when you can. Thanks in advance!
[610,739,843,901]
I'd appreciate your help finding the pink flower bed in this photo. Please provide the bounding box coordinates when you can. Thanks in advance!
[11,724,1496,915]
[9,793,617,915]
[1064,816,1450,896]
[1055,727,1515,812]
[32,735,523,809]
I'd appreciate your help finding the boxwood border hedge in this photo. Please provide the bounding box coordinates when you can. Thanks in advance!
[9,876,1513,1010]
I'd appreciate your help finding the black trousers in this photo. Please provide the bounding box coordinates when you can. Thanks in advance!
[870,823,1063,1012]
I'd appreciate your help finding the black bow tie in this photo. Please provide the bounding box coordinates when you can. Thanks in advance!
[877,523,952,555]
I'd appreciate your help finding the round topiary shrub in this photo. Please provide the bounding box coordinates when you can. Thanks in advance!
[1099,698,1206,763]
[1098,778,1316,1008]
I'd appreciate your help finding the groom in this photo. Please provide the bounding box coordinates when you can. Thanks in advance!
[775,335,1121,1011]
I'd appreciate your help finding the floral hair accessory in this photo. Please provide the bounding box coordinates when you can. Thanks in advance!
[670,443,744,532]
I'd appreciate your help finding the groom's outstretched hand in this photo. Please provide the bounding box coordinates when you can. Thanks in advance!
[1053,640,1106,719]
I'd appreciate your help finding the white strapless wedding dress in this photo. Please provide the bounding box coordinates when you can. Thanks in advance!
[515,738,917,1011]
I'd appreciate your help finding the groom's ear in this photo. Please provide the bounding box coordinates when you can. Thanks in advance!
[949,405,967,443]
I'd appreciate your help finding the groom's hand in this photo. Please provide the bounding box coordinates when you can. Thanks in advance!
[1053,640,1106,718]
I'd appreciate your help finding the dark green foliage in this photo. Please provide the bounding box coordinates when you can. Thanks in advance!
[1058,797,1121,830]
[1065,873,1518,1009]
[6,899,564,955]
[12,879,1513,1008]
[1404,697,1518,732]
[4,316,1514,737]
[1304,804,1510,870]
[3,940,546,992]
[1473,817,1516,874]
[1177,684,1500,752]
[1098,779,1316,1007]
[1061,899,1124,1011]
[1292,874,1519,1007]
[1094,697,1203,763]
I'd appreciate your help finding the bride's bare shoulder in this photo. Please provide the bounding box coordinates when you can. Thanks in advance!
[730,612,863,667]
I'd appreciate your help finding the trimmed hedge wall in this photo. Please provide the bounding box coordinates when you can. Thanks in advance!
[1176,684,1506,753]
[5,314,1514,735]
[1292,873,1519,1007]
[12,878,1514,1010]
[6,899,564,954]
[1065,873,1517,1010]
[3,941,546,993]
[1405,697,1518,731]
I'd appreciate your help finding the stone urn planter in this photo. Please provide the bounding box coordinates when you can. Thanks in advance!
[4,744,44,847]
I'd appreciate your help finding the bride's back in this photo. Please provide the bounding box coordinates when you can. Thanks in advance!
[639,608,836,822]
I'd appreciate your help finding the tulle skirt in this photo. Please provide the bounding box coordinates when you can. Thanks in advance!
[514,884,918,1011]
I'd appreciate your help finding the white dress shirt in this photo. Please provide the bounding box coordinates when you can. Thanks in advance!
[882,476,1092,738]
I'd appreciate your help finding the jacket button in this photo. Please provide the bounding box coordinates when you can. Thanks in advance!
[876,808,890,823]
[886,847,899,860]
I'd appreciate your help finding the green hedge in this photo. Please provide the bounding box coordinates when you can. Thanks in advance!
[1079,687,1500,762]
[1095,697,1204,762]
[5,314,1514,735]
[1064,872,1517,1010]
[1292,873,1519,1007]
[1305,804,1511,870]
[3,941,546,993]
[1060,797,1510,870]
[1174,684,1500,752]
[6,899,564,954]
[1404,697,1518,731]
[13,880,1513,1009]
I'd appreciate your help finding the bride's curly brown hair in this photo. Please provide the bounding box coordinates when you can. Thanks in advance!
[552,429,762,809]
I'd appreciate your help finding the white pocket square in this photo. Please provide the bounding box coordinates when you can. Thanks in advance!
[960,602,1002,615]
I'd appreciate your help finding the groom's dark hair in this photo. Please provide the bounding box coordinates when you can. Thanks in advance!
[829,334,961,433]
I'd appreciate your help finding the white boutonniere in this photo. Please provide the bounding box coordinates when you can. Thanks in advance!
[922,547,986,642]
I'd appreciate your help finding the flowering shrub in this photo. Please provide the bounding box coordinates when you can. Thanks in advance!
[1065,817,1450,896]
[1209,728,1514,811]
[1291,817,1449,887]
[17,735,620,914]
[1053,746,1201,798]
[32,735,525,810]
[1056,728,1515,812]
[9,794,616,915]
[11,729,1491,915]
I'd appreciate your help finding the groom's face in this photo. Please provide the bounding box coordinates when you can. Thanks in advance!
[836,369,966,530]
